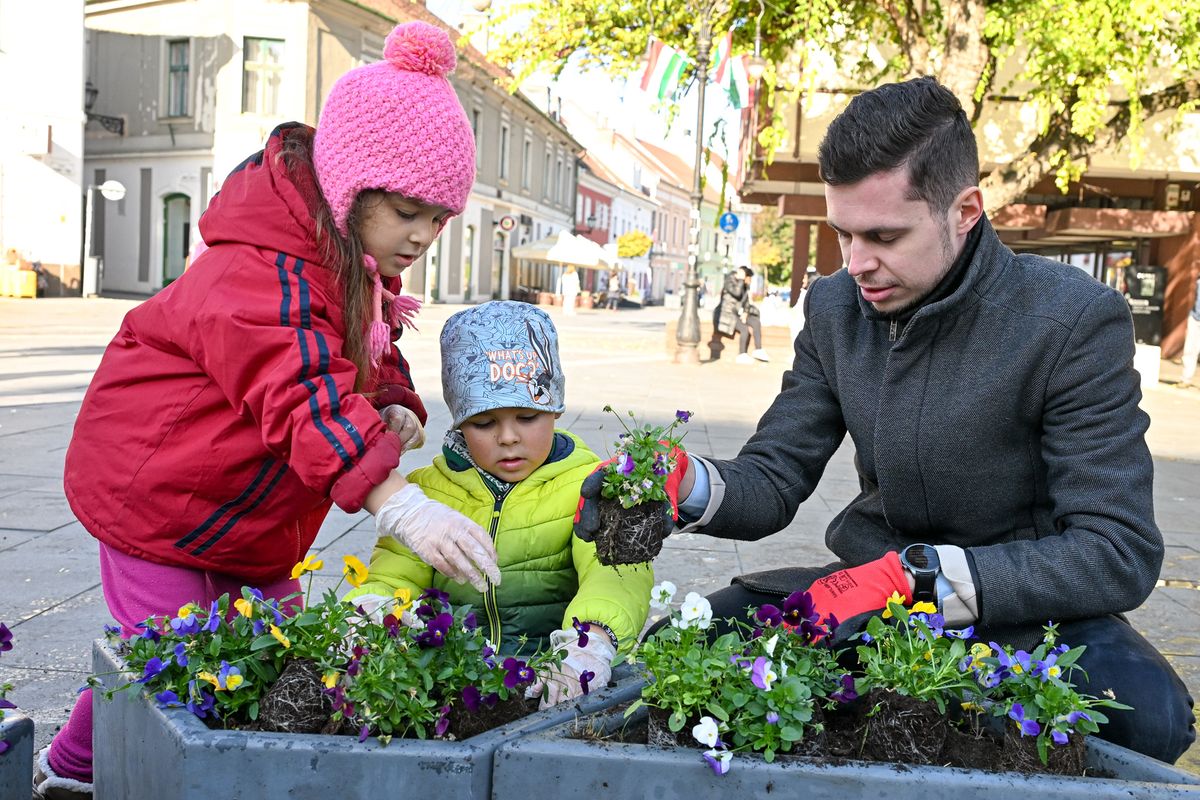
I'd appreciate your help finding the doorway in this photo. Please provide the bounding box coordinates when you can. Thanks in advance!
[163,193,191,286]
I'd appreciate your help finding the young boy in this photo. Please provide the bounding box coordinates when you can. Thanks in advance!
[349,301,652,706]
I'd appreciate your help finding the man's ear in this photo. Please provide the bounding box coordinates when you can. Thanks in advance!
[952,186,985,236]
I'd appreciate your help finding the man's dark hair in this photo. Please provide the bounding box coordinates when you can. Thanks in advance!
[739,266,755,278]
[817,77,978,213]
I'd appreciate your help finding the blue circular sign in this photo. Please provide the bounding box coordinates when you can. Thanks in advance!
[718,212,739,233]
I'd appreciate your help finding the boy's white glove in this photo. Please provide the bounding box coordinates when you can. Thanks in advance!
[534,627,617,709]
[380,404,425,451]
[374,484,501,592]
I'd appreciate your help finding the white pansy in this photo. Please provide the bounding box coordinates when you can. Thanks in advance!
[677,592,713,630]
[763,633,779,657]
[650,581,678,609]
[692,716,720,747]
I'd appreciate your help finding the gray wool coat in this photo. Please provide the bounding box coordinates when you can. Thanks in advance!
[697,217,1162,643]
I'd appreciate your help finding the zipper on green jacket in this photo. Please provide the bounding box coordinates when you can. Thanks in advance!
[483,497,504,648]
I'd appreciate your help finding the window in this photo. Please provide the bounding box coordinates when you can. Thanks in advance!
[242,37,284,115]
[543,150,552,198]
[522,137,532,190]
[471,109,481,167]
[166,39,189,117]
[498,124,510,181]
[553,157,562,203]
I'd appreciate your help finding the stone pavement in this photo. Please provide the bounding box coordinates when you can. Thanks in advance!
[0,296,1197,774]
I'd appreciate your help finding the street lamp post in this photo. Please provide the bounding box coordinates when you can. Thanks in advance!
[674,0,727,363]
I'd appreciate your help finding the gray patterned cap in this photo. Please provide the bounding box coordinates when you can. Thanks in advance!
[440,301,565,427]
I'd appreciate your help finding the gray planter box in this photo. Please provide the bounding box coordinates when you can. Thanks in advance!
[0,711,34,800]
[494,704,1200,799]
[92,640,641,800]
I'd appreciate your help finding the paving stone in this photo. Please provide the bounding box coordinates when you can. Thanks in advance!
[0,490,76,532]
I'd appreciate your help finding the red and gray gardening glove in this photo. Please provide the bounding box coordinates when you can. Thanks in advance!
[572,445,689,542]
[803,552,912,633]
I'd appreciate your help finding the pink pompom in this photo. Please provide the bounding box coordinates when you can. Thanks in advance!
[384,21,456,76]
[368,320,391,365]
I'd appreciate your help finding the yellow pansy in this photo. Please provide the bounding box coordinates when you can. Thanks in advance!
[233,598,254,619]
[322,671,339,689]
[910,601,938,615]
[290,554,324,580]
[393,587,413,614]
[176,603,197,619]
[342,555,368,588]
[880,592,907,619]
[968,643,992,670]
[198,671,220,689]
[269,624,291,649]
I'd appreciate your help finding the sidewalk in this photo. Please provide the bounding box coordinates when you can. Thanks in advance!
[0,296,1197,774]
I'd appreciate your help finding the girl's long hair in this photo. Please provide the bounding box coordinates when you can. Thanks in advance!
[277,128,375,393]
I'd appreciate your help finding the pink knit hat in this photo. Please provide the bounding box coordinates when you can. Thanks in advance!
[313,21,476,235]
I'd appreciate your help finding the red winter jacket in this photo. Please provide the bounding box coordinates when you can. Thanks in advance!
[64,124,428,583]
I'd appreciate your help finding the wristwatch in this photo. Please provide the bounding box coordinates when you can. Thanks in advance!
[899,543,942,608]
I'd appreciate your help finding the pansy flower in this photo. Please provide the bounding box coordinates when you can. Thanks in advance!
[185,680,216,719]
[675,410,692,423]
[382,613,402,638]
[0,622,11,652]
[462,611,478,632]
[269,624,291,649]
[750,657,777,691]
[138,657,168,683]
[434,705,452,737]
[674,592,713,630]
[754,603,782,628]
[1008,702,1041,736]
[649,581,677,609]
[502,657,535,688]
[290,554,324,580]
[392,587,413,614]
[172,642,189,668]
[342,555,368,588]
[154,689,183,708]
[201,600,221,633]
[572,617,591,647]
[233,597,255,619]
[358,724,371,743]
[415,612,453,648]
[1051,728,1070,745]
[830,673,858,703]
[880,592,908,619]
[616,452,636,475]
[136,622,161,642]
[462,685,483,712]
[692,716,720,747]
[170,605,201,636]
[579,669,596,695]
[703,748,732,776]
[1033,652,1062,681]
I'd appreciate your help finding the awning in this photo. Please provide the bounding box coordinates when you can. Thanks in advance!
[511,231,614,269]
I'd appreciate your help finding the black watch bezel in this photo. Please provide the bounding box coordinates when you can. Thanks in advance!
[900,543,941,605]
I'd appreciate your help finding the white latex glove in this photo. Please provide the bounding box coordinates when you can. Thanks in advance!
[380,404,425,452]
[534,626,617,709]
[374,484,501,592]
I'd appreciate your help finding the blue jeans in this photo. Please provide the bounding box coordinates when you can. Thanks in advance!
[689,580,1196,764]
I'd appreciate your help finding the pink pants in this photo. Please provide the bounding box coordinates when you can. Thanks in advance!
[49,543,301,783]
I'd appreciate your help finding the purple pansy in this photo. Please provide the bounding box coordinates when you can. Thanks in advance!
[1008,703,1041,737]
[579,669,596,695]
[1051,729,1069,745]
[572,617,591,647]
[0,741,9,755]
[154,689,183,708]
[382,613,402,638]
[702,749,731,776]
[755,604,783,628]
[416,612,454,648]
[765,711,780,724]
[462,685,483,713]
[831,673,858,703]
[463,611,478,631]
[136,622,161,642]
[0,622,12,652]
[358,724,371,743]
[201,600,221,633]
[173,642,189,667]
[503,657,536,689]
[138,657,168,683]
[434,705,452,737]
[675,410,692,423]
[1066,710,1091,726]
[480,644,497,669]
[419,587,450,607]
[185,681,216,719]
[170,613,200,637]
[0,697,16,710]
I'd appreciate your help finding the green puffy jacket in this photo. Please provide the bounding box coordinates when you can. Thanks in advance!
[349,431,653,655]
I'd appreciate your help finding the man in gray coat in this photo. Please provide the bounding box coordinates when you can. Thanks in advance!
[578,77,1194,762]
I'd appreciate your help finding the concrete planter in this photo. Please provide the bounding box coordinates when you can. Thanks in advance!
[0,711,34,800]
[494,705,1200,799]
[92,640,641,800]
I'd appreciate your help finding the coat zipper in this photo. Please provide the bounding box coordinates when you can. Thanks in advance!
[889,319,898,342]
[483,497,503,648]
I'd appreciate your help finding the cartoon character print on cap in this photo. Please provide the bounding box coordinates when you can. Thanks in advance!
[440,301,566,428]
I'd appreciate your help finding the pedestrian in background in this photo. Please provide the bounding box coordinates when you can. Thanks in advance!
[1179,269,1200,388]
[34,22,500,800]
[710,265,769,363]
[606,270,621,310]
[557,264,580,315]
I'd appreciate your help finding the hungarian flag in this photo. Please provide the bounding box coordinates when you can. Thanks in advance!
[722,54,753,110]
[639,38,688,101]
[711,31,733,84]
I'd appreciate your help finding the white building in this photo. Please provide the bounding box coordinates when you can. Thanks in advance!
[0,0,86,295]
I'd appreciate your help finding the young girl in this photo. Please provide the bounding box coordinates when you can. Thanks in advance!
[35,22,498,799]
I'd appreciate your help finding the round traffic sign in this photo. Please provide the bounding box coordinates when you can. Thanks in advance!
[718,211,738,233]
[498,215,516,232]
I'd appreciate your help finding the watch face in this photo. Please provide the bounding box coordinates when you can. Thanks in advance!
[903,544,938,572]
